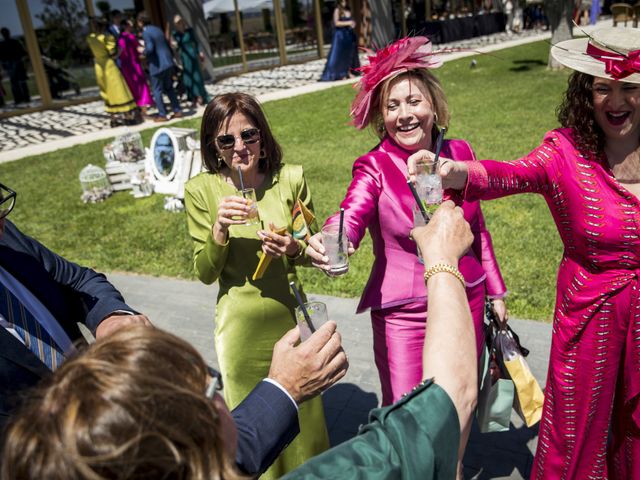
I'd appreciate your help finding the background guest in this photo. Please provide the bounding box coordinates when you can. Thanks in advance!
[117,18,153,117]
[172,15,210,108]
[0,28,30,105]
[86,18,139,127]
[319,0,360,81]
[184,92,329,478]
[137,11,182,122]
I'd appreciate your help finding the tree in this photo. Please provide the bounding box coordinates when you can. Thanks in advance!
[543,0,574,69]
[36,0,88,65]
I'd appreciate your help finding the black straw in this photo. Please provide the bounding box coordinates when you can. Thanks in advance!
[407,180,429,222]
[433,127,447,167]
[337,208,345,247]
[289,281,315,332]
[237,166,245,194]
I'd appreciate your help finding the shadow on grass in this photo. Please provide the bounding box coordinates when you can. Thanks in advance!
[509,59,547,72]
[464,419,538,479]
[323,383,378,447]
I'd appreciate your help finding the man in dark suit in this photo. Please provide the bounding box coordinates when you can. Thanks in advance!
[136,11,183,122]
[0,182,151,432]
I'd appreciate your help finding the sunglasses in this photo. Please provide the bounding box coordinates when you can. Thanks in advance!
[205,365,224,399]
[215,128,260,150]
[0,184,16,219]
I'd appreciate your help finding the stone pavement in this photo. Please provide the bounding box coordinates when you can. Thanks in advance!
[108,272,552,480]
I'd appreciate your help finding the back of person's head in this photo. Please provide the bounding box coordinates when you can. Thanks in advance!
[110,9,122,21]
[0,28,9,40]
[136,11,151,26]
[200,92,283,174]
[0,326,243,480]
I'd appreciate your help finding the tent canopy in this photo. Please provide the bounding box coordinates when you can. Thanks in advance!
[203,0,274,15]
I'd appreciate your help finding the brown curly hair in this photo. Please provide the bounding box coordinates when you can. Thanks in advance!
[556,71,605,158]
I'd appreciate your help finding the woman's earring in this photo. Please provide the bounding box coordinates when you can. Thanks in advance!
[260,148,266,159]
[433,112,438,126]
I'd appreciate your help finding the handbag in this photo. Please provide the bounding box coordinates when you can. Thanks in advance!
[477,301,544,431]
[476,329,515,433]
[495,328,544,427]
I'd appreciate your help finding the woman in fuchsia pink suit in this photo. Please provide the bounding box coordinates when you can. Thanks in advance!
[409,28,640,480]
[306,36,507,477]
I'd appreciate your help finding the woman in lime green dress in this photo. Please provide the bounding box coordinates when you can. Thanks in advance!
[184,92,329,479]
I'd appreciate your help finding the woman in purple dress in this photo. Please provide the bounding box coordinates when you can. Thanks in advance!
[117,19,153,115]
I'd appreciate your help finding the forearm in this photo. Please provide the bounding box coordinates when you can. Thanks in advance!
[422,266,477,420]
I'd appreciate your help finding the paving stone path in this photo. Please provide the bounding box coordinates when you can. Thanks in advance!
[0,28,550,154]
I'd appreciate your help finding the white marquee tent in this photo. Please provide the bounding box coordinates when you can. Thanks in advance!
[203,0,274,15]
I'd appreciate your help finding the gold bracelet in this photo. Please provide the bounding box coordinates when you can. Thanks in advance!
[423,263,466,288]
[286,240,305,261]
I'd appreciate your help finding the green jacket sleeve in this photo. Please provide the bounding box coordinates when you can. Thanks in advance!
[184,177,229,285]
[282,380,460,480]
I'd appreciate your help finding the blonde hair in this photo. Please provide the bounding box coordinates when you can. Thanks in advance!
[1,326,245,480]
[369,69,450,141]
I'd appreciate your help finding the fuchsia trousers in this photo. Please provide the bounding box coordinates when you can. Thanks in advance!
[532,280,640,479]
[371,282,486,406]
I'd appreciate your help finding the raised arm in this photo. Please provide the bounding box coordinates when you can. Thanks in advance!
[411,201,476,477]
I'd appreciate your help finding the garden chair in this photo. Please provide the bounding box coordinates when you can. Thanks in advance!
[611,3,633,26]
[634,2,640,27]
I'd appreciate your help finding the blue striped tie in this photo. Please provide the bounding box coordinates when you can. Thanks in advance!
[0,283,64,370]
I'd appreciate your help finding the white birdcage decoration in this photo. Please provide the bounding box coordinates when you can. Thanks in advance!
[112,131,145,163]
[79,164,113,203]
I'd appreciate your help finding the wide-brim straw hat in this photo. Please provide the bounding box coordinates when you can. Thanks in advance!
[550,27,640,84]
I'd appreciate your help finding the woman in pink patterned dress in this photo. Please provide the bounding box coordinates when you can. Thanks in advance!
[306,36,508,478]
[117,19,152,115]
[410,27,640,479]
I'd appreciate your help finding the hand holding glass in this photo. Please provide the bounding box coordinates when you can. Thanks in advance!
[295,301,329,341]
[238,187,260,225]
[321,224,349,276]
[415,159,443,217]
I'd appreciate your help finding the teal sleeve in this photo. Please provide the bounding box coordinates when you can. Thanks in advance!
[282,380,460,480]
[184,180,229,285]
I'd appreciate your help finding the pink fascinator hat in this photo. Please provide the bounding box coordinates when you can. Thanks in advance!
[350,36,443,129]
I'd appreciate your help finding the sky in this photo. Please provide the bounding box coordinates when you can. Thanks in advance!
[2,0,135,37]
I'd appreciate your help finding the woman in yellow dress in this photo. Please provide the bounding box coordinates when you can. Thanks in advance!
[86,18,138,127]
[184,92,329,478]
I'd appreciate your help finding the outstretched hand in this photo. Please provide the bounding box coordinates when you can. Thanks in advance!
[410,200,473,267]
[268,321,349,404]
[305,232,355,274]
[406,150,469,190]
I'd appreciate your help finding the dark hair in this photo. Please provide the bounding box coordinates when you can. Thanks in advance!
[136,11,151,26]
[200,93,283,174]
[0,326,244,480]
[110,9,122,19]
[0,28,9,39]
[557,71,604,158]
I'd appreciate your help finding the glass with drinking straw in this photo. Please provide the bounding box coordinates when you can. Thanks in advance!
[322,208,349,276]
[290,282,329,341]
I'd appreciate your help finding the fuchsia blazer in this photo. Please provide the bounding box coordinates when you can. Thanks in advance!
[326,136,506,313]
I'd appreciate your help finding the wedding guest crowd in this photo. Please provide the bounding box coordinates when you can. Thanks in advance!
[87,9,203,125]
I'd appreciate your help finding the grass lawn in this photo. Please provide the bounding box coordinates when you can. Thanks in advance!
[2,40,569,321]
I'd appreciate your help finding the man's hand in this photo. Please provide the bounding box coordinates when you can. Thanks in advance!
[95,313,153,339]
[268,321,348,404]
[410,200,473,267]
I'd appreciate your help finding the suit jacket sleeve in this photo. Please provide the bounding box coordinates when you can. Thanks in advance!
[1,221,137,333]
[281,380,459,479]
[232,380,300,476]
[142,29,154,57]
